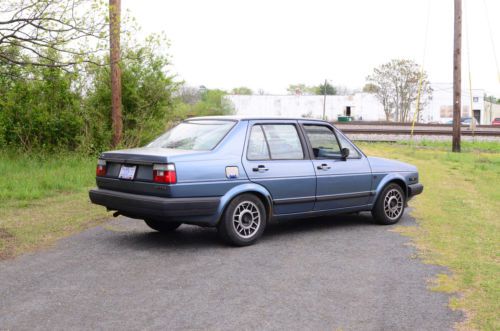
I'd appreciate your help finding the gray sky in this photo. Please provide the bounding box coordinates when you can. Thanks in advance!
[124,0,500,97]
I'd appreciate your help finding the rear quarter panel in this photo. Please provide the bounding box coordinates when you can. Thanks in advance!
[167,120,250,198]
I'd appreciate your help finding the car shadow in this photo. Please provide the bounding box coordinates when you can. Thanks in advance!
[107,212,393,251]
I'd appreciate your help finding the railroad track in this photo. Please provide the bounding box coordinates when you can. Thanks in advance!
[335,122,500,137]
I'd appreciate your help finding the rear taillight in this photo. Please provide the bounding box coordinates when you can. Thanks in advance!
[153,164,176,184]
[96,159,106,176]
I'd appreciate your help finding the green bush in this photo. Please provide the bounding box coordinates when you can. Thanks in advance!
[0,38,234,154]
[0,57,82,151]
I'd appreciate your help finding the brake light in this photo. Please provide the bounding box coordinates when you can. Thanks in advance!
[96,159,106,176]
[153,164,176,184]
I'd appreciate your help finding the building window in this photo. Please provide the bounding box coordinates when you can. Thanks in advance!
[473,97,479,103]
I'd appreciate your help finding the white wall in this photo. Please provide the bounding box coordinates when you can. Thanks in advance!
[226,83,486,123]
[226,94,386,121]
[427,83,484,124]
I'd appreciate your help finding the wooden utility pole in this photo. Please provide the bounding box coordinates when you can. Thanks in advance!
[109,0,122,147]
[452,0,462,152]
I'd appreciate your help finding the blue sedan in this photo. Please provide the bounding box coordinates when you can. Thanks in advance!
[89,116,423,246]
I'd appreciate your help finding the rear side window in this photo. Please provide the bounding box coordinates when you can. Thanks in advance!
[147,120,234,150]
[247,124,304,160]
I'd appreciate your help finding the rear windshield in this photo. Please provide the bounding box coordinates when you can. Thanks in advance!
[147,120,235,150]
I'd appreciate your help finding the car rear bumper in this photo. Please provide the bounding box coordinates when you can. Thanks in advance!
[89,188,220,223]
[408,183,424,198]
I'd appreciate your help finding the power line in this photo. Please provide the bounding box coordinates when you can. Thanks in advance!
[482,0,500,84]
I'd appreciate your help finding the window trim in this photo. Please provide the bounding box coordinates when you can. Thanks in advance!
[246,122,307,161]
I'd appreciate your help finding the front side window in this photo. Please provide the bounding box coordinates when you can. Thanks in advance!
[247,124,304,160]
[147,120,234,150]
[303,125,341,158]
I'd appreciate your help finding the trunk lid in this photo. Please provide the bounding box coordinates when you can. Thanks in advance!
[97,147,204,197]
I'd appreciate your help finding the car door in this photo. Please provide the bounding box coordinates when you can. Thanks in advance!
[300,122,372,211]
[242,121,316,215]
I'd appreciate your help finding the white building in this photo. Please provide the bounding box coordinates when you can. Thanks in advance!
[226,83,486,124]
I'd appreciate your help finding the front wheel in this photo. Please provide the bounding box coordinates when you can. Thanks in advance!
[218,194,267,246]
[372,183,406,225]
[144,219,181,232]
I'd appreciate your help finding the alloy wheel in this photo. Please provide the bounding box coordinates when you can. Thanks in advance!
[384,188,404,220]
[232,201,261,238]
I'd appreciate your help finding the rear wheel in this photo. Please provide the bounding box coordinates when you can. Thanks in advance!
[372,183,406,225]
[218,194,267,246]
[144,219,181,232]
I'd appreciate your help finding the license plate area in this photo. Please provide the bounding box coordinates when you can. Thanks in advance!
[118,165,137,180]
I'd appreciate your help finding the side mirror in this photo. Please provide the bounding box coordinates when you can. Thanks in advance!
[341,148,350,160]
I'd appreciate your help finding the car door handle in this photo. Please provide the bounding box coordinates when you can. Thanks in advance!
[252,165,269,172]
[317,163,331,170]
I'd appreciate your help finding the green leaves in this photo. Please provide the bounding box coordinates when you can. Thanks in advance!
[85,34,179,149]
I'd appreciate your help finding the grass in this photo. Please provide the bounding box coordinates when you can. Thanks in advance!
[0,142,499,330]
[0,152,97,202]
[396,139,500,153]
[0,152,107,258]
[357,141,500,331]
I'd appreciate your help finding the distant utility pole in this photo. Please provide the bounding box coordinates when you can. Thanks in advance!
[322,79,327,120]
[452,0,462,152]
[110,0,122,148]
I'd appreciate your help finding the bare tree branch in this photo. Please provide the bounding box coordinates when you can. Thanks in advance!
[0,0,108,69]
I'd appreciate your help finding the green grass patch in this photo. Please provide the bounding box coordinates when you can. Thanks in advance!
[357,141,500,331]
[0,151,107,259]
[396,139,500,153]
[0,151,97,202]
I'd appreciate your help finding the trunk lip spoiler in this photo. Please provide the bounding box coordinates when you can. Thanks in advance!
[100,156,168,165]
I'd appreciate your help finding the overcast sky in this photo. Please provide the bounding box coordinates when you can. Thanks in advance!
[123,0,500,97]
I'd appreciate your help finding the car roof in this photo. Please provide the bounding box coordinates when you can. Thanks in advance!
[186,115,329,122]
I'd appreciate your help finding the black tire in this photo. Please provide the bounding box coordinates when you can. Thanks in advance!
[217,194,267,246]
[144,219,181,232]
[372,183,406,225]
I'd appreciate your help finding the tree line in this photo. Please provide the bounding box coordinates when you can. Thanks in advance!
[0,1,444,154]
[0,0,233,153]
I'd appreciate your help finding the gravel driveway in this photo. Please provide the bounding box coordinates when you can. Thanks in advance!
[0,212,462,330]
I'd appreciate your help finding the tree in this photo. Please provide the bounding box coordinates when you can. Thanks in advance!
[0,48,82,151]
[366,59,432,122]
[0,0,107,70]
[231,86,252,95]
[362,83,378,93]
[85,34,178,149]
[314,81,336,95]
[287,84,314,95]
[191,89,233,116]
[484,94,500,104]
[177,86,202,105]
